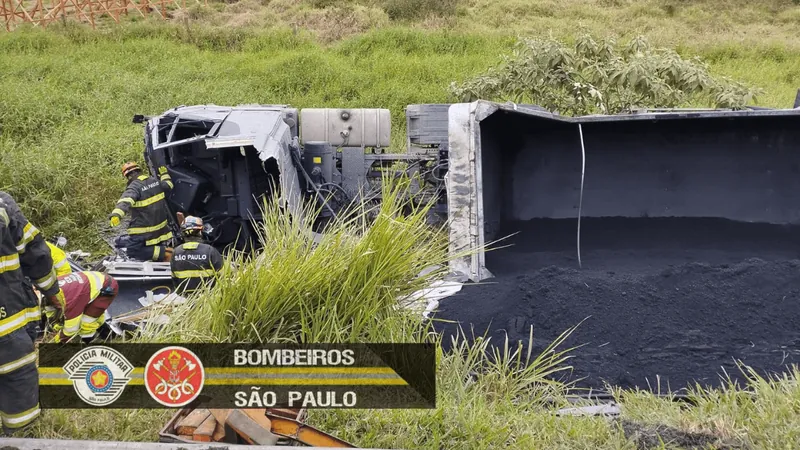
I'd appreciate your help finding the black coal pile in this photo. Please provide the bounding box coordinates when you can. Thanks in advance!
[432,218,800,391]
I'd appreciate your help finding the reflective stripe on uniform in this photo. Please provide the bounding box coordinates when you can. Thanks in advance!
[128,220,169,235]
[15,222,39,253]
[133,192,165,208]
[145,231,173,246]
[85,271,105,300]
[111,208,126,218]
[118,197,135,205]
[0,254,21,274]
[62,316,81,336]
[0,351,37,375]
[174,268,217,279]
[0,307,41,337]
[79,315,102,339]
[54,259,67,269]
[34,269,56,291]
[183,242,200,250]
[153,246,161,260]
[1,404,41,428]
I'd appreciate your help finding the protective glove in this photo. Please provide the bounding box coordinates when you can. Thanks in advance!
[44,306,56,320]
[109,215,121,227]
[158,166,169,176]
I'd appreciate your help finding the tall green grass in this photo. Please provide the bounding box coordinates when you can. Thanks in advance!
[136,178,454,343]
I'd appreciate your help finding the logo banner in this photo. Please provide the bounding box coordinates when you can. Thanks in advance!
[38,343,436,409]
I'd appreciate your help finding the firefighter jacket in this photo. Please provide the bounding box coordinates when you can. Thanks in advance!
[0,191,63,341]
[110,172,174,247]
[170,241,224,294]
[47,242,72,277]
[45,271,115,342]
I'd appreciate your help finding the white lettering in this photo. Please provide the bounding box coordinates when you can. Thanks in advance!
[234,349,358,366]
[234,349,247,366]
[247,387,263,407]
[173,254,208,261]
[287,391,357,408]
[261,391,277,407]
[343,391,357,407]
[342,349,355,365]
[234,391,248,407]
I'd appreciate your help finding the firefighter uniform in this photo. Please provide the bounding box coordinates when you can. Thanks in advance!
[170,241,224,294]
[46,241,72,277]
[0,191,64,434]
[44,271,118,343]
[109,171,174,262]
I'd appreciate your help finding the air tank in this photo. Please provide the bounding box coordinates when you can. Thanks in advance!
[302,141,334,186]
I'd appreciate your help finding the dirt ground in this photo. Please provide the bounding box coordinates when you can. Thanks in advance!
[616,419,741,450]
[433,217,800,391]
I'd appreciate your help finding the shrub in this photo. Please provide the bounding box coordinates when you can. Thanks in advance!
[449,34,764,115]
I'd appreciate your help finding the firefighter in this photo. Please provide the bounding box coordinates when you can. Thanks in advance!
[108,161,175,262]
[0,191,64,435]
[46,241,72,277]
[39,271,118,344]
[170,216,223,295]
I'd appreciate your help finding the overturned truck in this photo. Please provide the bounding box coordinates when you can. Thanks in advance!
[130,100,800,392]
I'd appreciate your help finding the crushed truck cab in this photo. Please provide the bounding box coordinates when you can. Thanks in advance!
[139,104,443,254]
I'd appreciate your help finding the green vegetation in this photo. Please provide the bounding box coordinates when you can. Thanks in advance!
[451,34,763,115]
[3,0,800,447]
[136,180,454,344]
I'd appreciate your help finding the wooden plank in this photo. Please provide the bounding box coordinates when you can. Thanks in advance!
[241,409,272,431]
[207,408,232,425]
[207,410,233,442]
[225,409,278,446]
[192,415,217,442]
[211,420,227,442]
[175,408,211,436]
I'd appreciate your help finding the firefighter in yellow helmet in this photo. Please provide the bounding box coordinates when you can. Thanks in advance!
[109,161,175,262]
[0,191,65,435]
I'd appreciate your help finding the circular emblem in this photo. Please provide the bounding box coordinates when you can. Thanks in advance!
[62,346,133,406]
[86,366,114,393]
[144,346,205,407]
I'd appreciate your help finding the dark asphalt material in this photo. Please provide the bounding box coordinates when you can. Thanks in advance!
[432,217,800,391]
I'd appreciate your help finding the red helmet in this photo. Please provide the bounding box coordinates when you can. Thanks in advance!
[121,161,140,177]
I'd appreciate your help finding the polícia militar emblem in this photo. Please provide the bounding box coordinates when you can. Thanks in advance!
[62,346,134,406]
[144,346,205,407]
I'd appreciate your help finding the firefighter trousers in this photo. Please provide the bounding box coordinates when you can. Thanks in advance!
[0,327,39,435]
[115,235,170,262]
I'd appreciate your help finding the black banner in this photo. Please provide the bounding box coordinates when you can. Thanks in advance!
[38,343,435,409]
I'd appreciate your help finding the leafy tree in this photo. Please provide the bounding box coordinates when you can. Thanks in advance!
[449,34,762,115]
